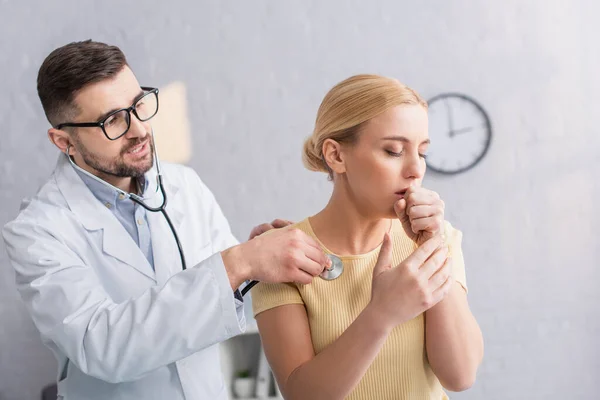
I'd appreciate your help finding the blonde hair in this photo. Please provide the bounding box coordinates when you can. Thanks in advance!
[302,74,427,176]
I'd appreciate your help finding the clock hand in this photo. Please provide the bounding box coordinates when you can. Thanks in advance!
[452,126,474,135]
[444,99,455,137]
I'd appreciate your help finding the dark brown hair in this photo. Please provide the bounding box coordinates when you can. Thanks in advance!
[37,40,129,127]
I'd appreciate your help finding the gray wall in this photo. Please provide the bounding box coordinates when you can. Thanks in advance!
[1,1,599,399]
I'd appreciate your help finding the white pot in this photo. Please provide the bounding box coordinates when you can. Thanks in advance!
[233,377,256,398]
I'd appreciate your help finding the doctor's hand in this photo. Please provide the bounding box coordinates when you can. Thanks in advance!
[222,226,331,289]
[366,234,453,332]
[248,219,294,240]
[394,184,445,245]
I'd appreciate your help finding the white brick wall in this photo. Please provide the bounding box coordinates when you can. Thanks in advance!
[1,1,598,399]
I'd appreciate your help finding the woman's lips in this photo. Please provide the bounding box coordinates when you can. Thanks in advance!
[395,190,407,199]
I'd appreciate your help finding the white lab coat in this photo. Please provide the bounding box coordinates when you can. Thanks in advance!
[2,154,246,400]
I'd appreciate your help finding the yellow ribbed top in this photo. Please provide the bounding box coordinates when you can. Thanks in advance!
[251,218,467,400]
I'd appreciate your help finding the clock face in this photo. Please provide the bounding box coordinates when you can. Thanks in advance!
[426,93,492,174]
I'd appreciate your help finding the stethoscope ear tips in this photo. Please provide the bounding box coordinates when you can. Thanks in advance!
[320,254,343,280]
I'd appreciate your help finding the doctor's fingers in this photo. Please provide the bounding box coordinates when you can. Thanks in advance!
[248,223,274,240]
[291,269,316,285]
[249,220,296,240]
[298,244,331,275]
[270,219,294,229]
[280,248,327,278]
[281,227,324,253]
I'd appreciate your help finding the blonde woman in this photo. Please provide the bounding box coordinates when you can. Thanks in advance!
[251,75,483,400]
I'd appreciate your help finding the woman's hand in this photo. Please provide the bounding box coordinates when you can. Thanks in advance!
[394,185,445,245]
[367,234,453,332]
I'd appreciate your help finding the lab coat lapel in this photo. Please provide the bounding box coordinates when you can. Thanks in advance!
[54,154,156,282]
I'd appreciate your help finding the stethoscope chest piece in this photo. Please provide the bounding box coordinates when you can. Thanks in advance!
[320,254,344,281]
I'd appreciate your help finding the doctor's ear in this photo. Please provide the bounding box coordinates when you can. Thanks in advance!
[48,128,74,154]
[322,139,347,175]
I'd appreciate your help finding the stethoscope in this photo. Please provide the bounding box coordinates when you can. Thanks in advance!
[66,127,343,298]
[240,254,342,294]
[66,127,191,279]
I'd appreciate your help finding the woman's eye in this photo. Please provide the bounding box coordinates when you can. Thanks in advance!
[386,150,402,157]
[386,149,428,160]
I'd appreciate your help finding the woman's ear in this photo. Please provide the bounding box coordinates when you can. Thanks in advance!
[322,139,346,175]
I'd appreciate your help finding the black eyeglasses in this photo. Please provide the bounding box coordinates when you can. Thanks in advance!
[55,87,159,140]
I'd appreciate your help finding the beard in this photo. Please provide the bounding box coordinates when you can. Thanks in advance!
[74,137,154,179]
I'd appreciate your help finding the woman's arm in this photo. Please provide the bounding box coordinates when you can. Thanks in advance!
[256,303,391,400]
[425,282,484,392]
[256,234,452,399]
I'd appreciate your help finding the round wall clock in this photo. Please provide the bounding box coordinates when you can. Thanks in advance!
[426,93,492,174]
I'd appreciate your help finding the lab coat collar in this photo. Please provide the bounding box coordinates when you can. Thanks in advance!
[54,153,182,281]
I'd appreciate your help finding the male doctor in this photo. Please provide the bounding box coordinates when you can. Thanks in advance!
[2,40,331,400]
